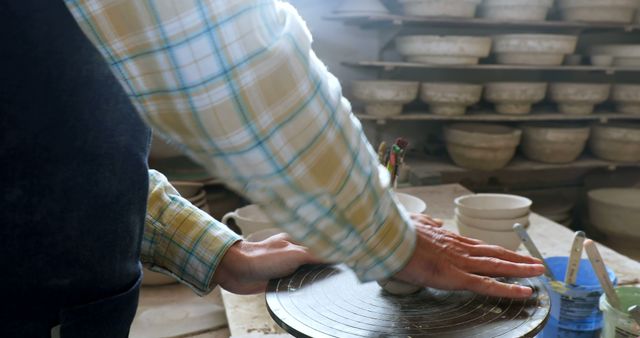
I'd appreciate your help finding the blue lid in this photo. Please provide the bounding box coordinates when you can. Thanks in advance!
[546,256,616,289]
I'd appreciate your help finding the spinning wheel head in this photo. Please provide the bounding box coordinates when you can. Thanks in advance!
[266,264,550,338]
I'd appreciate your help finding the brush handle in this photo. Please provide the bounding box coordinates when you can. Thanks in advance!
[584,240,621,310]
[565,231,586,285]
[513,223,556,280]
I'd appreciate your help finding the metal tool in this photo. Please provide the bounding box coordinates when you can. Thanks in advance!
[629,305,640,326]
[565,231,586,285]
[513,223,556,280]
[584,239,621,310]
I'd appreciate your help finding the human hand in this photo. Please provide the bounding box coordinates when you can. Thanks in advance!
[212,233,322,294]
[410,213,444,228]
[393,223,545,299]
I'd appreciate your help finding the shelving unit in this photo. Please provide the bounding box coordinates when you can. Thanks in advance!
[357,111,640,123]
[325,14,640,32]
[326,7,640,197]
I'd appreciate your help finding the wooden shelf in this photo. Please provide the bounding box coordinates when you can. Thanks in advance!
[325,14,640,32]
[344,60,640,74]
[357,112,640,123]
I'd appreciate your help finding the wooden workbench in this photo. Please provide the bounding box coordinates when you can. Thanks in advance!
[221,184,640,337]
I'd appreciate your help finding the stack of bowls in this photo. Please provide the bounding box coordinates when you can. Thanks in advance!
[173,181,209,213]
[351,81,419,117]
[454,194,532,250]
[590,123,640,162]
[548,83,611,115]
[395,35,492,65]
[558,0,639,24]
[333,0,390,15]
[444,123,522,170]
[612,84,640,115]
[590,44,640,67]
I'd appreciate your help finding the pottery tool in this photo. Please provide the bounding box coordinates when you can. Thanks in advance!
[513,223,556,281]
[564,231,586,285]
[584,239,621,310]
[266,264,550,338]
[629,305,640,326]
[377,141,387,164]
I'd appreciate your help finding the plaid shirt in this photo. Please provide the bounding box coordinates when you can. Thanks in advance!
[65,0,416,294]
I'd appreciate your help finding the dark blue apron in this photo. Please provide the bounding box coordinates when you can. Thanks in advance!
[0,1,150,337]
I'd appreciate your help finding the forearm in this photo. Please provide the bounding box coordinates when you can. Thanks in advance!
[143,170,241,295]
[65,0,416,281]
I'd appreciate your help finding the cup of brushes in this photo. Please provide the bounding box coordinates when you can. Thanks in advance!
[513,226,617,338]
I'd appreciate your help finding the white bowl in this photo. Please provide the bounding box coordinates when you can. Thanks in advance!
[612,84,640,115]
[455,209,529,231]
[590,123,640,162]
[334,0,390,14]
[480,0,553,21]
[454,193,532,219]
[549,83,611,115]
[396,192,427,214]
[396,35,492,65]
[588,188,640,240]
[420,83,483,116]
[222,204,271,235]
[352,81,419,117]
[485,82,547,115]
[456,220,522,250]
[559,0,638,23]
[400,0,481,18]
[521,123,590,163]
[444,123,522,170]
[493,34,578,66]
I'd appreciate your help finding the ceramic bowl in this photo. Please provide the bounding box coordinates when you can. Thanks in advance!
[521,123,590,163]
[420,83,483,116]
[588,188,640,240]
[591,55,614,67]
[455,209,529,231]
[493,34,578,66]
[480,0,553,21]
[456,220,522,250]
[222,204,272,235]
[454,193,532,219]
[399,0,481,18]
[485,82,547,115]
[559,0,638,23]
[396,35,492,65]
[612,84,640,115]
[334,0,390,14]
[590,123,640,162]
[444,123,522,170]
[245,228,285,242]
[352,81,419,117]
[549,83,611,115]
[396,192,427,214]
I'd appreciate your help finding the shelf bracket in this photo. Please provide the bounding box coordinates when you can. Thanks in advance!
[377,26,403,61]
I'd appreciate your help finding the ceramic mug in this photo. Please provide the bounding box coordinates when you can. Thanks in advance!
[222,204,272,236]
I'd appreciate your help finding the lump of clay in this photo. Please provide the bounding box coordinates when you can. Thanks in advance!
[377,278,422,295]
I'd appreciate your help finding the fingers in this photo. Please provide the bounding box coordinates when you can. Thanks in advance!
[457,270,534,299]
[467,244,542,265]
[455,256,546,278]
[410,213,444,228]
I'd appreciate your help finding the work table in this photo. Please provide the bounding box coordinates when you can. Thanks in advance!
[132,184,640,337]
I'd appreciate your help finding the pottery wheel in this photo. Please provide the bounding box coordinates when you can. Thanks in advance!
[266,265,550,338]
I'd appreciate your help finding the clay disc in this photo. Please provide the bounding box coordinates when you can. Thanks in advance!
[266,264,550,338]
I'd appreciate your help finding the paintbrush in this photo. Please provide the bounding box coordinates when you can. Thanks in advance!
[584,239,621,310]
[513,223,556,280]
[565,231,586,285]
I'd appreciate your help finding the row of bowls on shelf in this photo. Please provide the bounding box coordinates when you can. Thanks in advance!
[352,80,640,116]
[394,34,640,67]
[443,122,640,170]
[336,0,640,24]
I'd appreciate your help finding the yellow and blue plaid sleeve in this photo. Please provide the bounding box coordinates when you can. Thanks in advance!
[64,0,416,282]
[144,170,241,294]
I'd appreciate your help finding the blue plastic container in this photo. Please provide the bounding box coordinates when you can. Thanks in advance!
[539,256,617,338]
